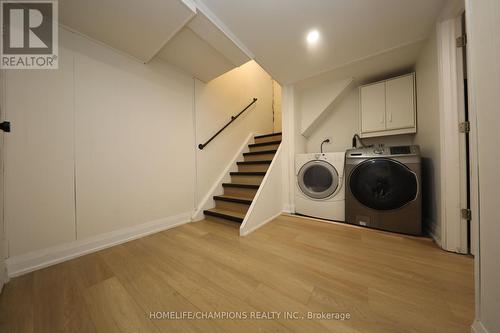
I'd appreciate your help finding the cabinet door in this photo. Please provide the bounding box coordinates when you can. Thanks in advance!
[385,75,415,130]
[360,82,386,133]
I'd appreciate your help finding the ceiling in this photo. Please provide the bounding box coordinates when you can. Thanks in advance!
[294,39,427,90]
[156,11,250,82]
[200,0,448,84]
[59,0,454,84]
[59,0,196,62]
[59,0,251,82]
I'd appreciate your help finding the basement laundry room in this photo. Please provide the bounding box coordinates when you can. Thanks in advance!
[1,0,498,332]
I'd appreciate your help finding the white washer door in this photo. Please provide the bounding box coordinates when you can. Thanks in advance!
[298,160,339,199]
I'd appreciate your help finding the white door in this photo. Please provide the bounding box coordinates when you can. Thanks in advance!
[0,70,7,292]
[360,82,386,132]
[455,16,470,254]
[385,74,415,130]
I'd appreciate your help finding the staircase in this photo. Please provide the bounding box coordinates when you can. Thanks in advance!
[203,132,282,223]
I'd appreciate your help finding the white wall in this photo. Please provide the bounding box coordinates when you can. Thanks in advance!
[413,31,442,242]
[240,146,283,236]
[287,39,425,156]
[70,32,196,239]
[4,28,195,257]
[4,29,275,271]
[195,60,274,204]
[4,30,77,257]
[467,0,500,331]
[296,84,414,154]
[303,88,358,152]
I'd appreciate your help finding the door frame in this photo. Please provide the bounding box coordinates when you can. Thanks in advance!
[0,69,7,292]
[464,0,482,330]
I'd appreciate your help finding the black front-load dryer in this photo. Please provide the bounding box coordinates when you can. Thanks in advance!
[345,145,421,235]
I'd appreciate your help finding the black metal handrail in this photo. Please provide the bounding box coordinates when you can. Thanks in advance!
[198,98,257,150]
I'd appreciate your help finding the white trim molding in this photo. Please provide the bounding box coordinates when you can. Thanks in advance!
[0,261,7,292]
[423,218,442,248]
[240,212,282,237]
[471,320,489,333]
[282,204,293,214]
[6,212,192,277]
[280,85,297,214]
[464,2,483,333]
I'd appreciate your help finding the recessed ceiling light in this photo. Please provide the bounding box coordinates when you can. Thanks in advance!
[307,30,320,44]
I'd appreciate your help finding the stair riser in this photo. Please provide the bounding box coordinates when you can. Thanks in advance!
[254,135,282,144]
[215,200,250,214]
[206,215,241,224]
[231,175,264,184]
[223,187,257,198]
[238,164,269,172]
[244,154,275,162]
[249,143,280,153]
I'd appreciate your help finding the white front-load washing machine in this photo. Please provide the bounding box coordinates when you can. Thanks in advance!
[295,152,346,222]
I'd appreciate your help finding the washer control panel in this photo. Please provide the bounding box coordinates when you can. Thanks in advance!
[347,145,420,158]
[390,146,412,155]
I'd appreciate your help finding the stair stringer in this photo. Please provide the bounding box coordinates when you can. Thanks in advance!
[240,144,283,236]
[192,133,255,221]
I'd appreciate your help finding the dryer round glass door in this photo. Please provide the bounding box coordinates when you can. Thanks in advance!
[349,159,418,210]
[298,160,339,199]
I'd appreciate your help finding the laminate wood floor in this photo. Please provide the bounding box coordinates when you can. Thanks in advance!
[0,214,474,333]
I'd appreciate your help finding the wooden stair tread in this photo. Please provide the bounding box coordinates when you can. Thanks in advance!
[243,150,277,156]
[237,160,271,165]
[222,183,260,189]
[203,208,245,223]
[254,132,282,139]
[248,140,281,148]
[213,195,253,205]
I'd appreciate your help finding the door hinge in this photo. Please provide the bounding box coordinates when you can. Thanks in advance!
[459,121,470,133]
[456,35,467,48]
[461,208,472,220]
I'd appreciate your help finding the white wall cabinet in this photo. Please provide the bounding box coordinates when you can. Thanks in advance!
[360,73,416,137]
[360,82,386,133]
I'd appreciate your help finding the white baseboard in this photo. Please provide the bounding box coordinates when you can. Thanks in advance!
[424,218,442,247]
[471,320,489,333]
[240,212,281,237]
[6,212,192,278]
[0,261,7,292]
[282,204,293,214]
[192,133,255,221]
